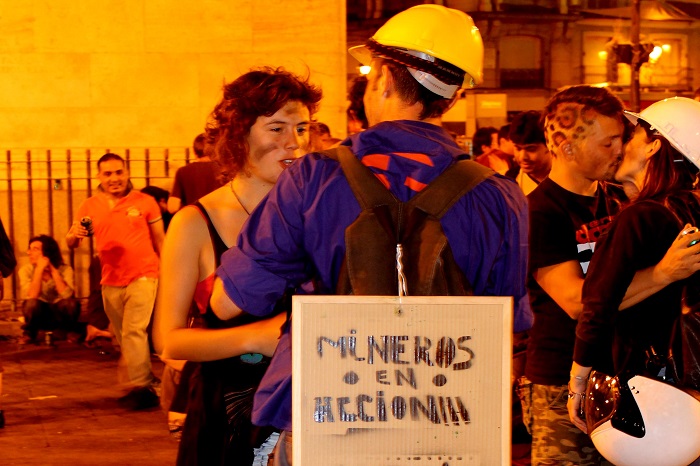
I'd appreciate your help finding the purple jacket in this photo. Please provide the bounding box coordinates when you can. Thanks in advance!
[217,120,532,431]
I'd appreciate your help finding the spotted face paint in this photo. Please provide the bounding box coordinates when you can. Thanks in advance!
[545,104,598,154]
[545,103,624,181]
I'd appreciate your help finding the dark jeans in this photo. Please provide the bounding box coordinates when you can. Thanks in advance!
[22,298,79,339]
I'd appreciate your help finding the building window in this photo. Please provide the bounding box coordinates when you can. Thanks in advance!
[582,34,611,85]
[640,36,688,89]
[499,36,544,88]
[583,32,688,90]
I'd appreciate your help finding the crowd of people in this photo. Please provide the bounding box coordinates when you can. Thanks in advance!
[1,3,700,466]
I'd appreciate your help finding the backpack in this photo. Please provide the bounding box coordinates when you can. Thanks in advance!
[324,145,494,296]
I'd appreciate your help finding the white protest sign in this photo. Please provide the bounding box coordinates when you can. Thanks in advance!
[292,295,513,465]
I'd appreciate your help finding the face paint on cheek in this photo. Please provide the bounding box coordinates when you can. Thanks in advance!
[250,141,279,162]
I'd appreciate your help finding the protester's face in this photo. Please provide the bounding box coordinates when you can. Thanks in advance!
[27,241,43,265]
[616,124,652,184]
[571,113,625,181]
[245,100,310,186]
[545,104,625,182]
[97,159,129,197]
[514,143,551,178]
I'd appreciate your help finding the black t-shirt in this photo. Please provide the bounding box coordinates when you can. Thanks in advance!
[525,178,625,385]
[575,197,700,375]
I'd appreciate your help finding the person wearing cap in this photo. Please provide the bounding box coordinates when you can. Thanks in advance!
[509,110,551,195]
[210,4,531,464]
[567,97,700,465]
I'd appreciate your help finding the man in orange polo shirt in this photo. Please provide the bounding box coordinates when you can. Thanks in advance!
[67,153,165,410]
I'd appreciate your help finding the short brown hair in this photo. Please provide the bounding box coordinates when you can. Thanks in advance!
[471,127,497,156]
[380,59,454,120]
[97,153,125,171]
[543,85,624,122]
[542,86,625,153]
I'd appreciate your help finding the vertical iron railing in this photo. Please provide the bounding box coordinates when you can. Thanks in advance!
[66,149,74,272]
[5,150,16,311]
[47,150,55,238]
[26,150,34,239]
[0,146,189,313]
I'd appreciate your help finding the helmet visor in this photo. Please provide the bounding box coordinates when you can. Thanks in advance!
[586,370,648,438]
[585,370,620,434]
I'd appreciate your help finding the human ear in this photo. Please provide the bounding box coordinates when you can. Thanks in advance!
[647,138,662,158]
[380,64,394,97]
[561,141,575,160]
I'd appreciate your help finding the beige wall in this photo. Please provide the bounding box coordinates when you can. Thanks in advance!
[0,0,348,149]
[0,0,347,307]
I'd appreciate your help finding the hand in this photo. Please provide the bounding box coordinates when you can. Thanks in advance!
[567,380,588,433]
[247,313,287,357]
[567,392,587,433]
[36,256,50,272]
[68,220,89,240]
[653,224,700,286]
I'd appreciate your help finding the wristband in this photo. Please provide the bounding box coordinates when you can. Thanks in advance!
[567,381,586,399]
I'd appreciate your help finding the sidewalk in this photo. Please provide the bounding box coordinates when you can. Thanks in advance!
[0,336,178,466]
[0,331,532,466]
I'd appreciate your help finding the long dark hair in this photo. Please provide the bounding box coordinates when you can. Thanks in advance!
[636,120,700,222]
[29,235,64,268]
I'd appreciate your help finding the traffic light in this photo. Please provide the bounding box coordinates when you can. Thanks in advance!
[612,43,656,69]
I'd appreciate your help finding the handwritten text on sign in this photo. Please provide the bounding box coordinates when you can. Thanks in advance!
[313,331,474,427]
[292,296,512,465]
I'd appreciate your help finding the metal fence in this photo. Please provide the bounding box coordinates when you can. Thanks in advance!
[0,147,194,312]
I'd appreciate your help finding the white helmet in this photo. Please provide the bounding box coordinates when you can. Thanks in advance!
[624,97,700,169]
[586,371,700,466]
[348,4,484,97]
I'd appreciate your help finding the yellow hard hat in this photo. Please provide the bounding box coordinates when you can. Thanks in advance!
[348,4,484,96]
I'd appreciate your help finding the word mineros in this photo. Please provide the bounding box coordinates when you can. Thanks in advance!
[317,332,474,370]
[312,331,475,425]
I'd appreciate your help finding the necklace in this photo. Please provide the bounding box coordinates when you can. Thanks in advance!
[230,181,250,215]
